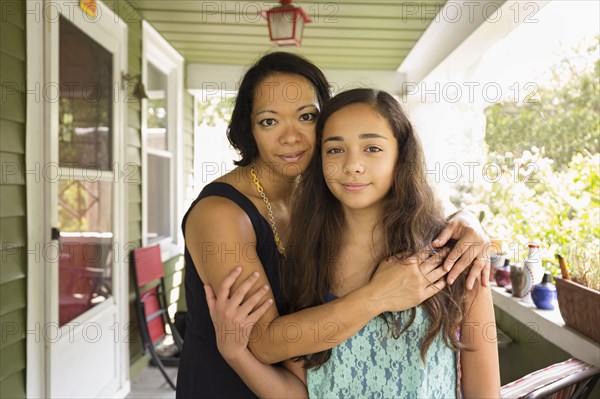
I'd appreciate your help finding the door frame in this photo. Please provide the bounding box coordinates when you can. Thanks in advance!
[26,1,129,397]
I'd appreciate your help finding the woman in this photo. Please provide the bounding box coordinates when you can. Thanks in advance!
[177,52,491,398]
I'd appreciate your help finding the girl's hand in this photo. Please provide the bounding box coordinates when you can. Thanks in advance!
[368,248,451,313]
[433,210,491,290]
[204,266,274,362]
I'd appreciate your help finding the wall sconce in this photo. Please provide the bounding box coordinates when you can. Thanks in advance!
[121,73,148,100]
[262,0,311,46]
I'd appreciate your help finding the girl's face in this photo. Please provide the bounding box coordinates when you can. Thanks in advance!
[321,103,398,213]
[251,73,319,179]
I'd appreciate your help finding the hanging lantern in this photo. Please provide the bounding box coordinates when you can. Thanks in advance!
[262,0,312,46]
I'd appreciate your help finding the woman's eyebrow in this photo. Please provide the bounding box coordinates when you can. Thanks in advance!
[297,104,318,112]
[254,104,317,117]
[255,109,277,117]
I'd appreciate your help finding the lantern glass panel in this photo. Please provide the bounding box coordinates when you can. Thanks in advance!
[269,10,295,40]
[294,19,305,44]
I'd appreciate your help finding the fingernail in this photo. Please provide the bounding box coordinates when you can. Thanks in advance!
[434,239,440,244]
[234,266,242,272]
[263,285,269,290]
[252,271,259,277]
[267,299,273,304]
[447,277,454,285]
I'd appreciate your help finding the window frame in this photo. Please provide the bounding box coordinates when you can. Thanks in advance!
[141,21,184,258]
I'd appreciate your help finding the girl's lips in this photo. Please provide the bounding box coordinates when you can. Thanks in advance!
[279,151,305,162]
[342,183,369,192]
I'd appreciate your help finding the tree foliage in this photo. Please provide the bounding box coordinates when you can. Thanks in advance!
[459,38,600,288]
[484,39,599,169]
[197,95,235,127]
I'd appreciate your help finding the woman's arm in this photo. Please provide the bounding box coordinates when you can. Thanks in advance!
[459,281,501,398]
[204,268,307,398]
[434,210,492,289]
[229,250,451,364]
[187,198,451,364]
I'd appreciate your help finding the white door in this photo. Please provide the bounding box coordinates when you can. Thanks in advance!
[44,1,128,397]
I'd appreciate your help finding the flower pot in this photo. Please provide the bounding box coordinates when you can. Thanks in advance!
[555,277,600,343]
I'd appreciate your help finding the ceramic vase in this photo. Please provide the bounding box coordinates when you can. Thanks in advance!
[495,265,511,288]
[532,272,557,310]
[511,263,531,298]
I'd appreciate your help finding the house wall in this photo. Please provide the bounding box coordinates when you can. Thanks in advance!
[0,0,27,397]
[104,0,193,376]
[0,1,193,396]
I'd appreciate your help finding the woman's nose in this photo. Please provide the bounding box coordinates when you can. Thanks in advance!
[280,123,302,145]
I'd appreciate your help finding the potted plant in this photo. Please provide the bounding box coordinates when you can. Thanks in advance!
[555,253,600,343]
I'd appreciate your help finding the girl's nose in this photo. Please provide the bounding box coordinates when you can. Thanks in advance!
[343,154,364,175]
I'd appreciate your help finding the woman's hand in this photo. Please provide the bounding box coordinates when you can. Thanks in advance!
[367,248,451,313]
[433,210,491,290]
[204,266,274,362]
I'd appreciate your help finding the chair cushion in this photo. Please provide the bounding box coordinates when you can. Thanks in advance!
[501,358,593,399]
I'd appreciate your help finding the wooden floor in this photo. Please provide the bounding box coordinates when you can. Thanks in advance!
[126,365,178,399]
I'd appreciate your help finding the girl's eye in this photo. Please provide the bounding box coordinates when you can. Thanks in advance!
[259,118,277,127]
[326,147,343,154]
[366,146,382,153]
[299,113,316,122]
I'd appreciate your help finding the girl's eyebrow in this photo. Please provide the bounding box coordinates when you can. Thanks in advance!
[323,133,388,143]
[255,104,318,117]
[359,133,388,140]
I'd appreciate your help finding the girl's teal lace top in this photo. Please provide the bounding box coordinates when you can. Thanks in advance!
[307,305,460,399]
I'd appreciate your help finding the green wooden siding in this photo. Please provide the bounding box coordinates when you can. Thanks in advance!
[0,0,27,396]
[0,1,195,394]
[106,0,193,375]
[105,0,145,367]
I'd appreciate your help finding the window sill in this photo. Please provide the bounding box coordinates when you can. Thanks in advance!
[491,284,600,367]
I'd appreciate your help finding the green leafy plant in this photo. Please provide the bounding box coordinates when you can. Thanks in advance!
[455,38,600,291]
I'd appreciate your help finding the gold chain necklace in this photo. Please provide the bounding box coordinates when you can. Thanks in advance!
[250,164,286,256]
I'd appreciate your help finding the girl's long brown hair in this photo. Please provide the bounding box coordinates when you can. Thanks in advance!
[281,89,468,369]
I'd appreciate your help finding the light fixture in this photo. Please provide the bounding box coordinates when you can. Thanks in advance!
[262,0,311,46]
[121,73,148,100]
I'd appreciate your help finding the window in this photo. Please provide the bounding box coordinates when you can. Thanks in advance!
[142,21,184,253]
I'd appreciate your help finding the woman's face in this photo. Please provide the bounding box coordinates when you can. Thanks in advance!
[321,103,398,212]
[251,73,319,179]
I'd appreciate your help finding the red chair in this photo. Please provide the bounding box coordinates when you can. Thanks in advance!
[501,358,600,399]
[132,245,183,389]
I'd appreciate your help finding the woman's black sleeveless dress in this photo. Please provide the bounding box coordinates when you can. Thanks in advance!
[176,182,281,398]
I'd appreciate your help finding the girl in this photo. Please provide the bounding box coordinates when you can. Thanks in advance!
[206,88,500,398]
[178,52,493,398]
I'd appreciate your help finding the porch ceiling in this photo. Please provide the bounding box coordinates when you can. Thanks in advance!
[133,0,447,70]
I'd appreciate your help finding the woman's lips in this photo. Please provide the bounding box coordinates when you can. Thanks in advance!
[342,183,369,192]
[279,151,305,162]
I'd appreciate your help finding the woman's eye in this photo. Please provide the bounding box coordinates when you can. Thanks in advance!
[259,118,277,127]
[300,113,316,122]
[326,147,343,154]
[366,146,382,153]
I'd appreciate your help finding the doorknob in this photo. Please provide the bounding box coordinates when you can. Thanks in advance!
[51,227,61,240]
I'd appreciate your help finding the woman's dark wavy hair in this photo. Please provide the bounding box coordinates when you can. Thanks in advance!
[227,52,331,166]
[281,88,468,369]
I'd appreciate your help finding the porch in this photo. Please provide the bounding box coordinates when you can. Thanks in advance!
[0,0,598,398]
